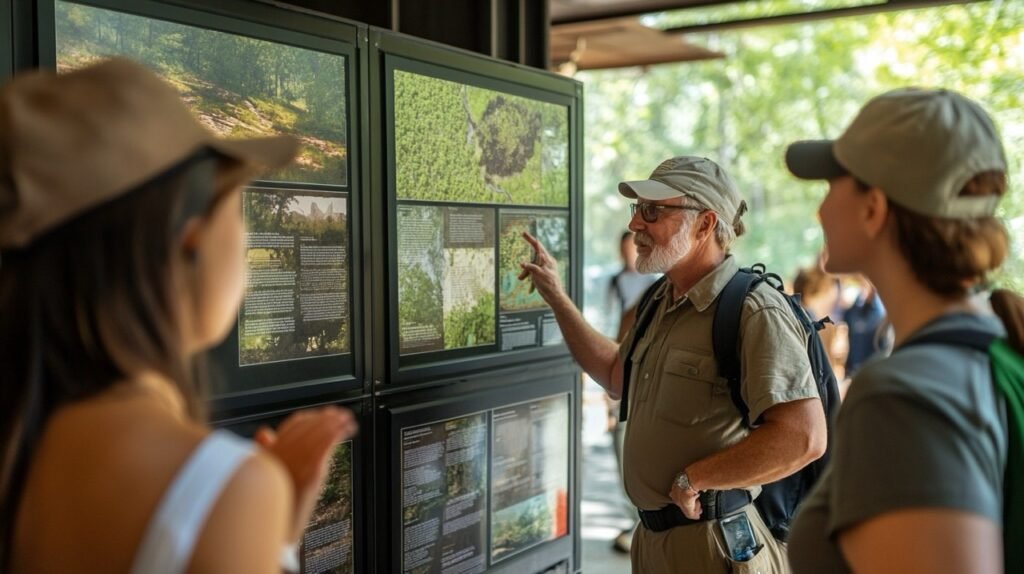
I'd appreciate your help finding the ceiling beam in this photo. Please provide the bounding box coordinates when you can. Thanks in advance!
[663,0,988,34]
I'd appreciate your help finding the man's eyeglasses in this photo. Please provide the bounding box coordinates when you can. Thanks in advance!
[630,202,704,223]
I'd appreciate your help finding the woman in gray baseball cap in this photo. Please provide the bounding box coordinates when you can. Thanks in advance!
[0,59,357,573]
[784,88,1021,573]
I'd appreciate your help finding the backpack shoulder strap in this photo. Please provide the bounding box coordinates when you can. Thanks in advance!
[712,268,764,428]
[896,328,996,353]
[618,276,667,422]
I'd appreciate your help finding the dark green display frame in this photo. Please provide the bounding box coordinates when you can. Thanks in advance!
[17,2,586,572]
[1,0,11,79]
[32,0,367,417]
[368,28,585,386]
[381,366,580,574]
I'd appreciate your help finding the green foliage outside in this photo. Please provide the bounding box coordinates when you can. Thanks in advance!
[580,1,1024,314]
[55,1,348,185]
[394,70,569,206]
[240,191,349,365]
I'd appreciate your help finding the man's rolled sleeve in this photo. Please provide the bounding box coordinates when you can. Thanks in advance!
[739,300,819,424]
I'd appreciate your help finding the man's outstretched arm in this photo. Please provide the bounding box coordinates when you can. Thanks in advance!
[518,232,625,397]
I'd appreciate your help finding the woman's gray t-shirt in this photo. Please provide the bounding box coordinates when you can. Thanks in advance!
[789,312,1008,573]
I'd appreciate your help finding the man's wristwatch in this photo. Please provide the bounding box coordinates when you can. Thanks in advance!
[674,471,694,492]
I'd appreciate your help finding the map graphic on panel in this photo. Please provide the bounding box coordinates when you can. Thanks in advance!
[397,205,496,355]
[55,0,348,186]
[401,413,489,574]
[394,70,568,206]
[240,188,349,366]
[490,396,570,562]
[303,441,354,574]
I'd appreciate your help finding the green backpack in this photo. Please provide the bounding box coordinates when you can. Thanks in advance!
[902,329,1023,571]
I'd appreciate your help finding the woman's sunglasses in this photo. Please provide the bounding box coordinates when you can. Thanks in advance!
[630,202,704,223]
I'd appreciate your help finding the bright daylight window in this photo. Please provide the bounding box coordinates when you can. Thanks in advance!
[580,1,1024,332]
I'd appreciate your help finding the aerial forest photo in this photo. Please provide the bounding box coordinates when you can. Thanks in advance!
[499,213,569,312]
[240,189,349,366]
[394,69,569,206]
[55,0,348,185]
[302,441,354,574]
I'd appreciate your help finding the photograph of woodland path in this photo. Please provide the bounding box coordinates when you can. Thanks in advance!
[394,70,569,206]
[55,0,348,185]
[302,441,354,574]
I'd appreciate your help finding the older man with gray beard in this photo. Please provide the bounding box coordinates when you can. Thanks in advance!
[519,156,826,574]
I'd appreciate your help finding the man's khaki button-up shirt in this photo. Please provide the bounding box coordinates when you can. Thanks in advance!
[618,256,819,510]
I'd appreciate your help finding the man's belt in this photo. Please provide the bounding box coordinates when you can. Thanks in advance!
[637,489,753,533]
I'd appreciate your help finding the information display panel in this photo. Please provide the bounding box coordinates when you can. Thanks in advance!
[389,378,577,574]
[44,0,361,403]
[384,53,580,381]
[401,412,489,574]
[490,395,570,563]
[223,401,364,574]
[240,187,350,366]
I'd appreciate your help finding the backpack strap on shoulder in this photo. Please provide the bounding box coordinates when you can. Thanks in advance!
[619,276,667,422]
[896,329,996,353]
[712,267,765,428]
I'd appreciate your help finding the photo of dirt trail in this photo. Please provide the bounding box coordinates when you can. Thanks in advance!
[394,70,568,206]
[55,0,348,186]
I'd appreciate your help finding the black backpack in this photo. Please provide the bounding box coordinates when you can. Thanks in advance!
[619,264,840,541]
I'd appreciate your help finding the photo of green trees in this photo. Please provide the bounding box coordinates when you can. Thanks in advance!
[240,189,349,366]
[55,0,348,186]
[398,205,497,355]
[394,69,568,206]
[302,441,354,574]
[397,206,446,354]
[499,212,569,312]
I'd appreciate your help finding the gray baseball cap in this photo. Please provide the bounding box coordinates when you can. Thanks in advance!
[618,156,746,225]
[786,88,1007,219]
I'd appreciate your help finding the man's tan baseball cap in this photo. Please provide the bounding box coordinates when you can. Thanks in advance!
[786,88,1007,219]
[618,156,747,226]
[0,57,299,248]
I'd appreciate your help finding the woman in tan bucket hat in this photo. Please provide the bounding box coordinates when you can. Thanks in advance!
[0,58,357,573]
[784,88,1021,574]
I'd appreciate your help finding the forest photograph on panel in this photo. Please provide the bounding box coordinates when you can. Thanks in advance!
[55,0,348,186]
[499,213,569,313]
[394,70,569,206]
[303,441,354,574]
[397,205,496,355]
[241,190,349,366]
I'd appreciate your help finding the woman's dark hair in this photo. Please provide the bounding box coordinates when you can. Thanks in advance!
[864,171,1024,353]
[0,150,226,566]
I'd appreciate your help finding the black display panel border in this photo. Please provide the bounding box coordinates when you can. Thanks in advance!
[383,373,578,574]
[371,30,584,385]
[34,0,369,415]
[218,396,370,574]
[1,0,11,79]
